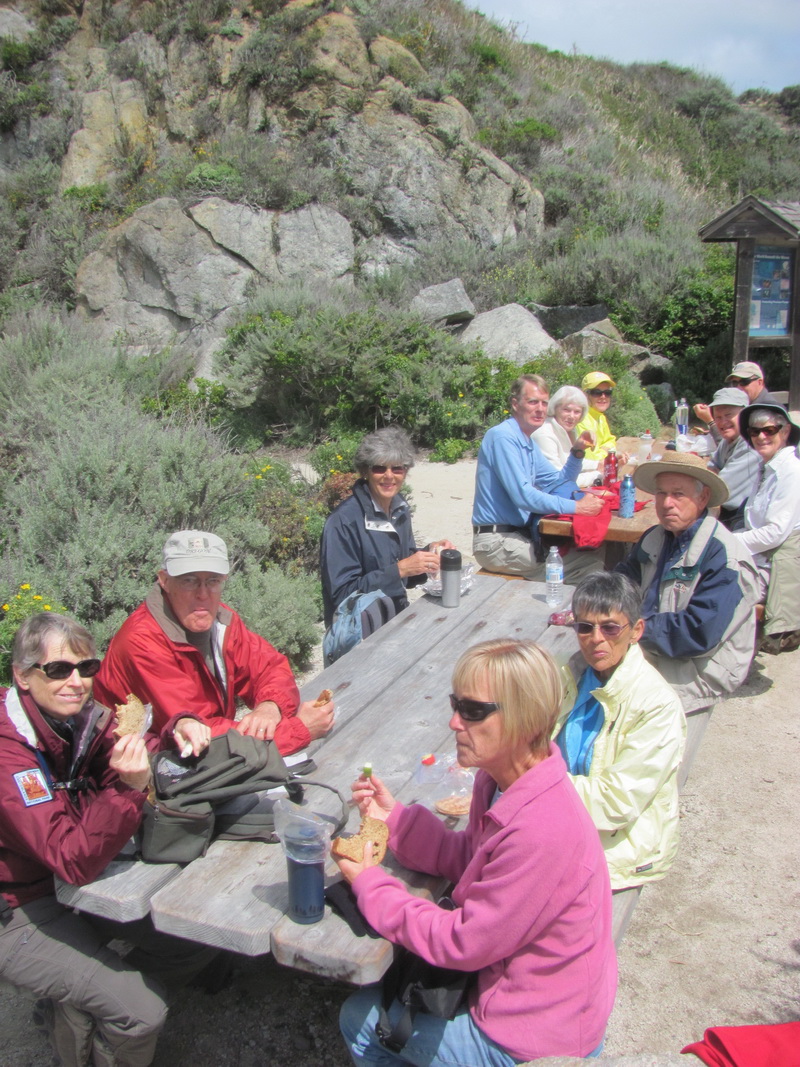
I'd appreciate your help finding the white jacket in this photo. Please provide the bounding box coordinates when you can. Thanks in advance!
[531,418,599,488]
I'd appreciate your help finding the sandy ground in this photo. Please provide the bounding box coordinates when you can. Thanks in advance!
[3,456,799,1064]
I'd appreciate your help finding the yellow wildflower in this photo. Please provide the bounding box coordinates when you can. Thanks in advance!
[255,474,262,479]
[20,583,30,590]
[44,605,51,611]
[33,595,42,601]
[2,604,8,611]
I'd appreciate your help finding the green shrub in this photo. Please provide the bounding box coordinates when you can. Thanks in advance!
[225,561,320,664]
[429,437,475,463]
[309,434,363,480]
[246,459,327,575]
[608,374,661,437]
[0,583,66,685]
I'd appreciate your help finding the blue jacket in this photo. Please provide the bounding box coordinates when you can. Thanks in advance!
[320,480,426,627]
[472,418,583,527]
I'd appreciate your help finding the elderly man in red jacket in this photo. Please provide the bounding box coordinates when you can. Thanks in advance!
[94,530,334,757]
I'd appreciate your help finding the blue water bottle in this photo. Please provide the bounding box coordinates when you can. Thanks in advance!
[619,474,636,519]
[284,824,326,924]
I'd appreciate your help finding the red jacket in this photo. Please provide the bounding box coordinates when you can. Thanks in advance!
[0,686,146,909]
[94,584,310,754]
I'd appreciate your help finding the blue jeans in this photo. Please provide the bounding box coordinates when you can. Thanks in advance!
[339,986,604,1066]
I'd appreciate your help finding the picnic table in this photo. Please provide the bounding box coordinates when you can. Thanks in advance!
[57,576,580,982]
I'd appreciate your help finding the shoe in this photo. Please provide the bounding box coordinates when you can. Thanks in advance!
[758,633,782,655]
[779,629,800,653]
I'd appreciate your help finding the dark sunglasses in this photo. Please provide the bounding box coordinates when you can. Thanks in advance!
[746,424,784,439]
[370,465,408,475]
[728,377,755,386]
[33,658,102,680]
[449,694,500,722]
[588,388,613,398]
[571,621,630,638]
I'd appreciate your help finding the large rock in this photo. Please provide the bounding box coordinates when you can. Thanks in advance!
[189,198,279,278]
[59,80,150,190]
[459,304,561,365]
[533,303,610,338]
[76,197,255,349]
[369,36,426,86]
[0,8,35,40]
[410,279,475,325]
[560,322,648,362]
[276,203,354,283]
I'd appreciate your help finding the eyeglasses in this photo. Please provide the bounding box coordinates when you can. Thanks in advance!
[571,621,631,638]
[33,659,102,680]
[370,465,408,475]
[728,377,755,386]
[588,389,613,398]
[747,425,784,439]
[174,575,226,591]
[449,694,500,722]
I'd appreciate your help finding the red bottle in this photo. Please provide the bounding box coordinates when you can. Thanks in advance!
[603,449,618,487]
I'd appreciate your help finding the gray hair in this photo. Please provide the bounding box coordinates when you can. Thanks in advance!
[510,374,548,405]
[12,613,96,674]
[749,409,788,429]
[548,385,588,420]
[572,572,643,627]
[353,427,416,477]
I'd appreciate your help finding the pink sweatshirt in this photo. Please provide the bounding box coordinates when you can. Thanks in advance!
[352,745,617,1061]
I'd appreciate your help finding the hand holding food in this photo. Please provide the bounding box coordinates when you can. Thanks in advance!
[351,770,396,821]
[331,816,389,865]
[112,694,148,740]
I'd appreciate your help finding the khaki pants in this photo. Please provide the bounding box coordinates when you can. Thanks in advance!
[763,530,800,636]
[473,530,603,583]
[1,896,216,1066]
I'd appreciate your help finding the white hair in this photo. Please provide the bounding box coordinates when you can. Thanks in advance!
[548,385,588,420]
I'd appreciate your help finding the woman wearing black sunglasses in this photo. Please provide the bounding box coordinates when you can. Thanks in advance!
[321,427,455,663]
[734,403,800,654]
[335,638,615,1065]
[0,613,169,1065]
[575,371,629,467]
[554,573,685,892]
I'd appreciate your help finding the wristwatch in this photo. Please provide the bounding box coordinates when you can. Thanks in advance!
[570,446,587,457]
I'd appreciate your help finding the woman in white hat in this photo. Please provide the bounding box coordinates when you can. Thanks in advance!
[735,403,800,654]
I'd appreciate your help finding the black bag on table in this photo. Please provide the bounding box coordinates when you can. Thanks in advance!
[139,730,348,864]
[375,897,474,1054]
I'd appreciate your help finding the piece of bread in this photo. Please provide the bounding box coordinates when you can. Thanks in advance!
[113,694,147,739]
[331,816,389,864]
[313,688,333,707]
[435,794,472,817]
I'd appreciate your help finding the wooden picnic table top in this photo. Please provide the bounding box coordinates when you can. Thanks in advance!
[56,576,577,983]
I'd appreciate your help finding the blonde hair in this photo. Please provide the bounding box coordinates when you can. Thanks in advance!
[451,639,563,754]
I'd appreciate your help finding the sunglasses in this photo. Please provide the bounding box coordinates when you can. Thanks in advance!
[33,658,102,680]
[747,425,784,439]
[588,389,613,398]
[370,465,408,475]
[571,621,630,638]
[449,694,500,722]
[728,377,756,386]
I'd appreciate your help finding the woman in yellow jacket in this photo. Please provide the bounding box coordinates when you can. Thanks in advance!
[575,371,629,466]
[554,572,686,889]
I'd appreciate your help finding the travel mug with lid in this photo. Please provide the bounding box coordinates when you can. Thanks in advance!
[439,549,462,608]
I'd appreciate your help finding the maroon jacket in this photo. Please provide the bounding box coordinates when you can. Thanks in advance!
[0,686,146,909]
[94,583,310,754]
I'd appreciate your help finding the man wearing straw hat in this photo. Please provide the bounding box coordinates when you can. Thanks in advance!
[616,453,760,714]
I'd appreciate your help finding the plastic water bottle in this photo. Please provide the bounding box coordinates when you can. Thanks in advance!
[675,398,689,437]
[545,546,564,608]
[638,430,653,463]
[619,474,636,518]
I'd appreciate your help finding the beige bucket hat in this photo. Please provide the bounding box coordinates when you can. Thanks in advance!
[633,452,729,509]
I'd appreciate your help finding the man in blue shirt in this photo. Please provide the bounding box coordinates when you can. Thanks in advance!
[472,374,605,580]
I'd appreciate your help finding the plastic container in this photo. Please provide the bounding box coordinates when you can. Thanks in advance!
[545,545,564,608]
[619,474,636,518]
[439,549,462,609]
[675,398,689,437]
[638,430,653,464]
[274,801,329,925]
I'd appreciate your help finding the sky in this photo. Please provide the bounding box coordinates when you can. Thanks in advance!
[469,0,800,95]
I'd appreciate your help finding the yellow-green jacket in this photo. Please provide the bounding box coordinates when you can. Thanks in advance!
[575,407,616,462]
[554,643,686,890]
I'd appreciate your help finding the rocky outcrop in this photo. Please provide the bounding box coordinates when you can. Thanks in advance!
[533,303,610,339]
[459,304,561,365]
[411,279,476,326]
[76,196,356,370]
[60,76,150,190]
[560,318,649,362]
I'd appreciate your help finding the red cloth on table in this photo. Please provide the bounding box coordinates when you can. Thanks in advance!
[681,1021,800,1065]
[546,482,647,550]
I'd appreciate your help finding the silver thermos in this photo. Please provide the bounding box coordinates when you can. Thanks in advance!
[439,549,462,608]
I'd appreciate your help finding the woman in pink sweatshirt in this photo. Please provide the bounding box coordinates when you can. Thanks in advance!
[335,638,617,1065]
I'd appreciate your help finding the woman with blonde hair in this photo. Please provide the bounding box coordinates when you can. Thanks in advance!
[335,638,616,1065]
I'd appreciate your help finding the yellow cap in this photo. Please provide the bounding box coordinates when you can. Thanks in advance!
[582,371,616,392]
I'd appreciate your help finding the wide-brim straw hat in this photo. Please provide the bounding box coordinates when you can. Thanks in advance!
[738,402,800,449]
[633,452,729,509]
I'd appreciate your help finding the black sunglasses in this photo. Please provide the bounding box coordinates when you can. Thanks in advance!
[746,424,784,439]
[571,621,630,638]
[370,465,408,475]
[588,388,613,398]
[33,658,102,680]
[449,694,500,722]
[728,377,755,386]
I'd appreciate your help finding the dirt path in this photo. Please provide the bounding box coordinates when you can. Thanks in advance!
[3,456,799,1064]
